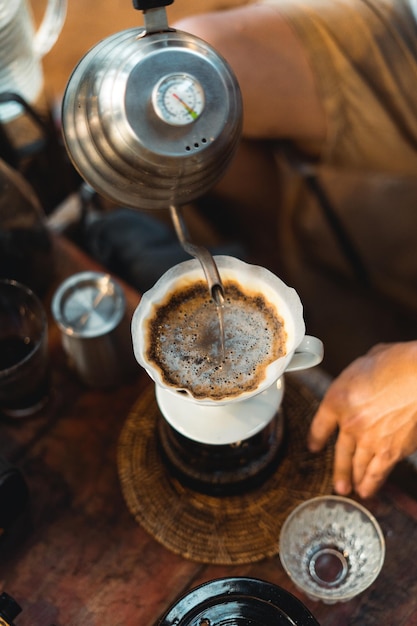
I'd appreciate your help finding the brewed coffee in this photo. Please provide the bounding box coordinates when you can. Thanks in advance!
[145,279,286,401]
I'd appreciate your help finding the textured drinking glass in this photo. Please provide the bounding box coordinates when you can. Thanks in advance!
[0,0,67,121]
[279,495,385,604]
[0,279,50,417]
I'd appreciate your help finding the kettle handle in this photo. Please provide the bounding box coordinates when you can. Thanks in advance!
[132,0,174,10]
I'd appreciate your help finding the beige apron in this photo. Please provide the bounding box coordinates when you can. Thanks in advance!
[260,0,417,372]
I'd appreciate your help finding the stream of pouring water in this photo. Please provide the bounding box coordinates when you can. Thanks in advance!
[169,205,225,361]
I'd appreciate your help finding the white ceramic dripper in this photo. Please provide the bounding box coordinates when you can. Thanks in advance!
[131,256,323,445]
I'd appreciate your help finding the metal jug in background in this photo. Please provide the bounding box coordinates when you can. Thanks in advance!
[0,0,67,122]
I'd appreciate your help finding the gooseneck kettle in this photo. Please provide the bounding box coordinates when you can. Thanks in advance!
[61,0,243,210]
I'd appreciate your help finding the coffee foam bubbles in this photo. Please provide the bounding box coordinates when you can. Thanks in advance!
[146,280,287,401]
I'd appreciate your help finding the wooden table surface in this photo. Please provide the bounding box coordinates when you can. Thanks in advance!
[0,235,416,626]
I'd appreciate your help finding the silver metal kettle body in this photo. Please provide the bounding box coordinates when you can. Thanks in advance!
[61,6,243,210]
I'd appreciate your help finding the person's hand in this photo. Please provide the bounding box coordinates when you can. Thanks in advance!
[308,341,417,498]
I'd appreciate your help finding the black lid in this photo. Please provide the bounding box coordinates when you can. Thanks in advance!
[132,0,173,10]
[158,577,320,625]
[0,593,22,624]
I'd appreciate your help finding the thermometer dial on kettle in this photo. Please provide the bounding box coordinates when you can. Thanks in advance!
[152,73,205,126]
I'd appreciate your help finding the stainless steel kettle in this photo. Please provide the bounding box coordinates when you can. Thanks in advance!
[61,0,243,210]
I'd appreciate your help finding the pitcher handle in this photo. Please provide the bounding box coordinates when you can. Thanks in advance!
[33,0,67,58]
[285,335,324,372]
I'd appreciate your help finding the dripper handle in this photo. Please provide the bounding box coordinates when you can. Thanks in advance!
[285,335,324,372]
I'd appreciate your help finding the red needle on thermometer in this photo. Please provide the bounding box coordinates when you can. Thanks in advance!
[153,73,205,125]
[172,92,199,120]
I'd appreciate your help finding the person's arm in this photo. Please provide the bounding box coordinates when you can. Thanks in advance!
[308,341,417,498]
[174,4,326,142]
